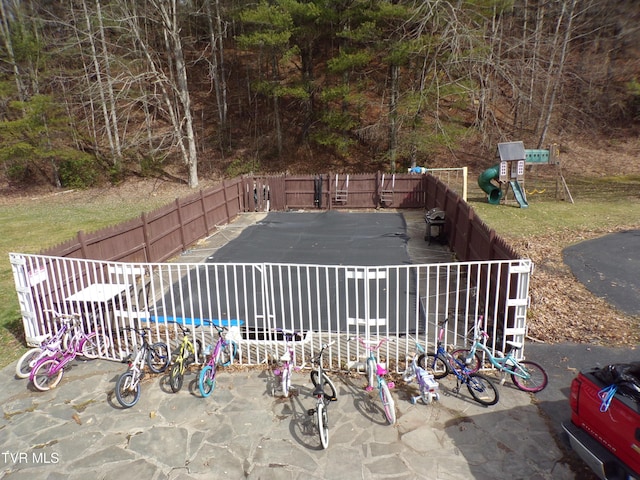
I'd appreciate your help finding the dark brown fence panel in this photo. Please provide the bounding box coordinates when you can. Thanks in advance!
[143,202,185,262]
[390,174,427,209]
[341,174,378,208]
[40,172,520,268]
[174,194,209,254]
[284,175,318,209]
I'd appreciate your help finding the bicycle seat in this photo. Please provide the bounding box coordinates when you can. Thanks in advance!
[29,334,51,344]
[506,340,523,350]
[280,351,292,362]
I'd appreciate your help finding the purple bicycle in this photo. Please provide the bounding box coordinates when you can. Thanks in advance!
[15,311,73,379]
[29,314,110,391]
[198,323,238,398]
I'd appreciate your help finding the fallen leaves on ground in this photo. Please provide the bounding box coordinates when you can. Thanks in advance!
[506,228,640,348]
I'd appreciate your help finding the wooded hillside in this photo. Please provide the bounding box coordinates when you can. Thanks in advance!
[0,0,638,190]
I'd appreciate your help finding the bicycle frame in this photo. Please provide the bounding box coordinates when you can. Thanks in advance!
[127,346,146,387]
[198,324,237,398]
[350,336,396,424]
[469,335,526,378]
[173,324,199,372]
[422,319,500,406]
[404,342,439,404]
[272,328,302,397]
[29,326,88,390]
[115,327,169,408]
[456,319,548,393]
[309,341,337,449]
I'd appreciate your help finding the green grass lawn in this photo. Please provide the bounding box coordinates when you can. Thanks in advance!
[1,177,639,369]
[0,187,189,369]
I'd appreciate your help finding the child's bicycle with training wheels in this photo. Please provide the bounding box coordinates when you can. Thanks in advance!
[403,341,440,405]
[169,322,203,393]
[308,341,338,449]
[198,323,237,398]
[420,318,499,406]
[115,327,170,408]
[29,313,111,391]
[349,336,397,425]
[451,316,548,393]
[271,328,305,397]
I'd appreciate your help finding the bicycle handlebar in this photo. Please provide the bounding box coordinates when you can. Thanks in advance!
[120,326,151,336]
[312,340,336,363]
[349,336,393,351]
[174,323,191,335]
[275,328,302,339]
[44,309,82,324]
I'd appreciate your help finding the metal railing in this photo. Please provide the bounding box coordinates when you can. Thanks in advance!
[11,253,532,372]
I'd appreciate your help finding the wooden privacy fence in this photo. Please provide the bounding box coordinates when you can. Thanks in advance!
[41,171,517,265]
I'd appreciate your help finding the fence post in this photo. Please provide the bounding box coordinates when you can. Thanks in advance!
[222,180,231,222]
[77,231,88,258]
[175,198,186,251]
[200,190,211,235]
[141,212,151,262]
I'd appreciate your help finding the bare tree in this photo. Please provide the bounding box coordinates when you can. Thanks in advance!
[121,0,199,187]
[204,0,228,140]
[537,0,577,148]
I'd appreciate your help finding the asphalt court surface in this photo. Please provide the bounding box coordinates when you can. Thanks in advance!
[563,229,640,316]
[206,210,412,265]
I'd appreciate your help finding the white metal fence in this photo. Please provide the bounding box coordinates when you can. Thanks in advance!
[10,253,532,372]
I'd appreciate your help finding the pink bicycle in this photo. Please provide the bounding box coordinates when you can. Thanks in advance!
[29,314,110,391]
[349,336,396,425]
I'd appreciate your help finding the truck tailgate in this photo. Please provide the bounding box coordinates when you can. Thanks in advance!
[571,372,640,475]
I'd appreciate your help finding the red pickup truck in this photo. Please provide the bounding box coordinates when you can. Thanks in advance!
[563,363,640,480]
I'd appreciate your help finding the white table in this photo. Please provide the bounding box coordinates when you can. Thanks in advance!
[65,283,132,329]
[66,283,131,303]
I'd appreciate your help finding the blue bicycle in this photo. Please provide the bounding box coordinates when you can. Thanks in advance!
[420,319,499,406]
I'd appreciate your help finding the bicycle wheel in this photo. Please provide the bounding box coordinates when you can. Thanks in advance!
[450,348,481,373]
[219,341,238,367]
[81,332,110,359]
[115,371,141,408]
[169,362,184,393]
[511,360,548,393]
[281,365,291,397]
[366,358,376,389]
[198,365,216,397]
[317,402,329,449]
[16,348,42,379]
[419,384,432,404]
[31,358,63,391]
[418,353,449,379]
[379,380,396,424]
[310,371,338,401]
[147,342,170,373]
[466,373,499,406]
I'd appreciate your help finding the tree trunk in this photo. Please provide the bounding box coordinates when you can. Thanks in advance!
[205,0,228,138]
[148,0,199,188]
[538,0,576,148]
[81,0,117,163]
[0,0,27,102]
[388,64,399,173]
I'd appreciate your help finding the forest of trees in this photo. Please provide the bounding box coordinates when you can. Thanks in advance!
[0,0,638,189]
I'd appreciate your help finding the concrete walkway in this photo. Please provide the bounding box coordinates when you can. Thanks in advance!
[0,355,576,479]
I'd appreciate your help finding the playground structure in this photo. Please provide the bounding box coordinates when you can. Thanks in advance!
[478,141,573,207]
